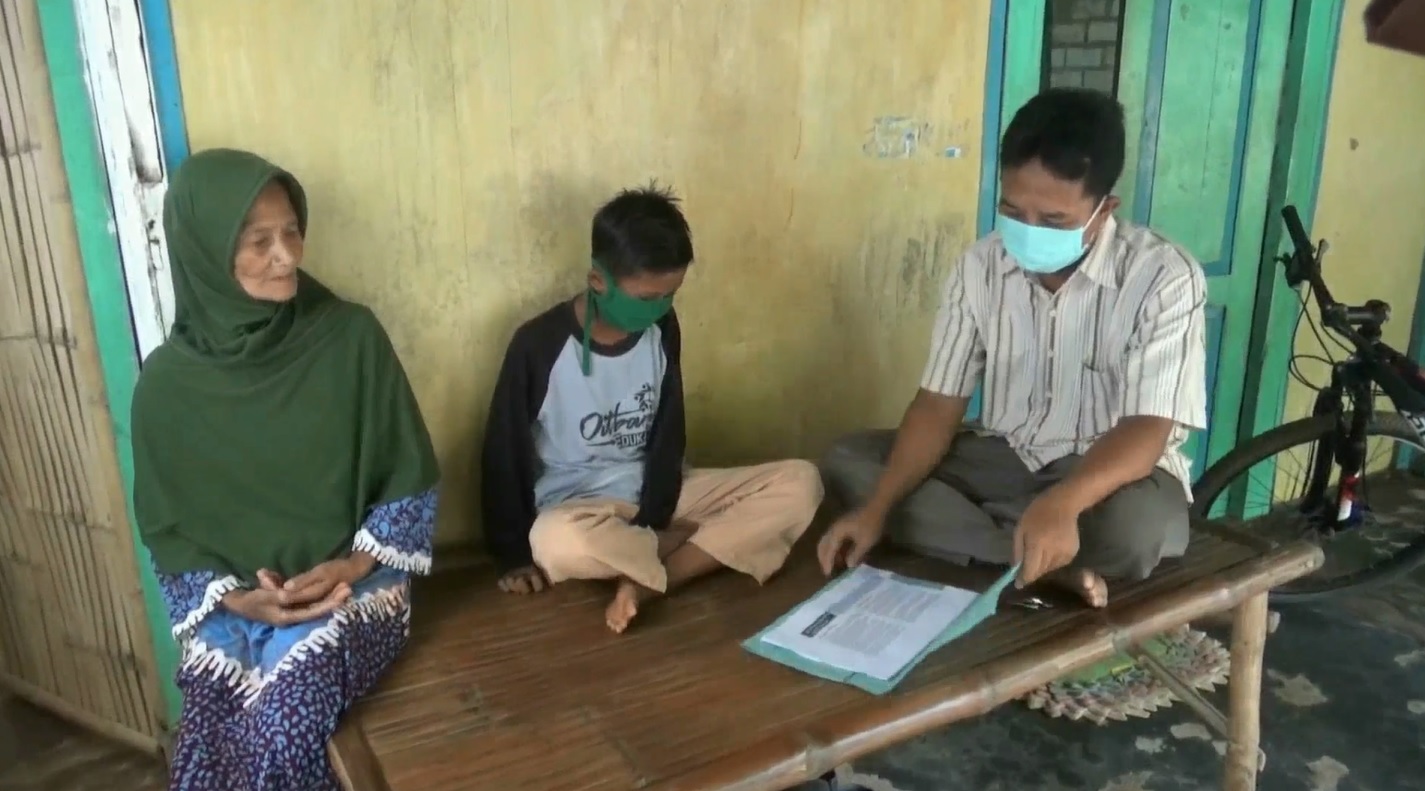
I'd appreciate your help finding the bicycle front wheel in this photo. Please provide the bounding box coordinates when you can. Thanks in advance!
[1191,412,1425,604]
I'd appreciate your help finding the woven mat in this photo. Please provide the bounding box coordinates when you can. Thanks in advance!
[1021,626,1231,724]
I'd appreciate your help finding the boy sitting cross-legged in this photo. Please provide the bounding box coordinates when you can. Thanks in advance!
[480,184,824,633]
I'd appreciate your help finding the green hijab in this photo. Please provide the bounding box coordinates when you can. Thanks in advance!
[131,149,439,582]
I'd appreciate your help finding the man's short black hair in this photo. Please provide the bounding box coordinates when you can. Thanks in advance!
[999,88,1126,200]
[591,183,694,278]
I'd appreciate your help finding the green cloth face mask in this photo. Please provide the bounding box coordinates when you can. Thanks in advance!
[581,261,674,374]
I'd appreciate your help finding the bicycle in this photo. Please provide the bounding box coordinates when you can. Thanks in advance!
[1189,205,1425,603]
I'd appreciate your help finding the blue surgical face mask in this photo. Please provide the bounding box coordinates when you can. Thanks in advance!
[997,199,1106,274]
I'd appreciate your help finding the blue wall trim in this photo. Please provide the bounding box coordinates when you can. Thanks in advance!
[976,0,1010,239]
[1192,303,1226,481]
[968,0,1011,421]
[1399,245,1425,471]
[139,0,189,169]
[1233,0,1345,481]
[1129,0,1173,226]
[1409,247,1425,367]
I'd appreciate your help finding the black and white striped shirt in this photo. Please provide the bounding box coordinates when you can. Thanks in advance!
[921,215,1208,498]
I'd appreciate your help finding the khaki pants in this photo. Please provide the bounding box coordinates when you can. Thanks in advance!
[529,460,824,592]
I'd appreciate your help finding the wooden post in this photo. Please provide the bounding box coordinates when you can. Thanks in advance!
[1223,593,1269,790]
[328,718,391,791]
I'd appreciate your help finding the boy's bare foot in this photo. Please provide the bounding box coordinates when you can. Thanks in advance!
[1047,567,1109,608]
[605,578,652,633]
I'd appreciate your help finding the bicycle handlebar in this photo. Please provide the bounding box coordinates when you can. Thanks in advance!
[1282,205,1315,264]
[1344,301,1392,326]
[1281,205,1337,310]
[1280,205,1389,341]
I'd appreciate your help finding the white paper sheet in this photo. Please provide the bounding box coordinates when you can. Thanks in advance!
[759,565,980,680]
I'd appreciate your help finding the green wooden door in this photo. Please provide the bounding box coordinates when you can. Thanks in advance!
[993,0,1296,482]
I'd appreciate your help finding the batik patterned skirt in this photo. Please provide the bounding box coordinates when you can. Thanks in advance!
[168,567,410,791]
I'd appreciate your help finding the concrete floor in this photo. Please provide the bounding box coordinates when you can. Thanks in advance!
[843,580,1425,791]
[4,493,1425,791]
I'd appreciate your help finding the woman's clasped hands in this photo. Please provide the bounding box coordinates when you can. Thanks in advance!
[222,553,376,626]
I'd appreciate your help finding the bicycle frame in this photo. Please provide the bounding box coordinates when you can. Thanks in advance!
[1283,203,1425,530]
[1301,349,1425,530]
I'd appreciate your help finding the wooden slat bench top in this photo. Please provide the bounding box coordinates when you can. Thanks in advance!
[345,531,1321,791]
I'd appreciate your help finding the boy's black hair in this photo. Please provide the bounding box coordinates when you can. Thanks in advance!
[999,88,1126,200]
[591,182,694,278]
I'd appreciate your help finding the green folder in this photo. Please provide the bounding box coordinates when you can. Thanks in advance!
[742,564,1022,695]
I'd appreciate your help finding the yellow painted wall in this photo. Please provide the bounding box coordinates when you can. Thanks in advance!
[1283,0,1425,431]
[170,1,991,547]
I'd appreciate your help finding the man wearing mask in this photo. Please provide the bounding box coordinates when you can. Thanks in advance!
[481,184,824,634]
[818,88,1207,607]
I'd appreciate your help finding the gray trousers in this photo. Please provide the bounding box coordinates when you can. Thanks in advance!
[819,430,1191,581]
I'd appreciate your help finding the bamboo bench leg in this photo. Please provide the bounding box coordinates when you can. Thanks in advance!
[328,717,392,791]
[1223,593,1269,791]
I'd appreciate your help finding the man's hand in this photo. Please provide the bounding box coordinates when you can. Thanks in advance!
[1013,486,1082,586]
[221,585,349,626]
[817,509,888,576]
[498,565,548,594]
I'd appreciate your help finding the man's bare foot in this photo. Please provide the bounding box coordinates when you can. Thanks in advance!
[1048,568,1109,608]
[605,578,652,634]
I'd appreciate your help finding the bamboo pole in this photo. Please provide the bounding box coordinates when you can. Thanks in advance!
[1224,592,1269,790]
[0,673,162,757]
[1132,648,1228,737]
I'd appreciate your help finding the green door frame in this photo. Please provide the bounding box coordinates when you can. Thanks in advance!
[986,0,1344,483]
[33,0,181,729]
[1239,0,1347,442]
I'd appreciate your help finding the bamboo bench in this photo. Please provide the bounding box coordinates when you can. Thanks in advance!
[328,528,1322,791]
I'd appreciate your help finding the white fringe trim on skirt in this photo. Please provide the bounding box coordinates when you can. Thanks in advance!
[178,582,411,707]
[173,575,244,642]
[352,529,432,575]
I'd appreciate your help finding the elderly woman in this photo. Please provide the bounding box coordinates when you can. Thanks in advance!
[131,149,439,790]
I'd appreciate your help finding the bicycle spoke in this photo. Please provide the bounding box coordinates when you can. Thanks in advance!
[1194,418,1425,600]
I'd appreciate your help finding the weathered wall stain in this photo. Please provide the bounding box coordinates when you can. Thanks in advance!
[169,0,992,546]
[862,116,931,159]
[861,116,968,160]
[857,218,967,320]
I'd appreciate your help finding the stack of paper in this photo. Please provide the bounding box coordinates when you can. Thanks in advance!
[742,563,1020,694]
